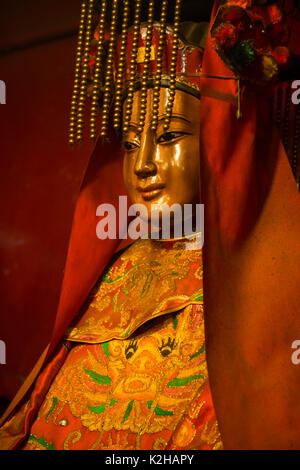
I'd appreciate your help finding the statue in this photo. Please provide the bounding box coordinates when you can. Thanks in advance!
[0,0,300,450]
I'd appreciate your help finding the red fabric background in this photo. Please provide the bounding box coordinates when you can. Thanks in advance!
[0,35,92,398]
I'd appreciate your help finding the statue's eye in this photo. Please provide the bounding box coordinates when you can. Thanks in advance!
[123,141,138,151]
[159,337,177,357]
[125,340,138,359]
[157,132,187,144]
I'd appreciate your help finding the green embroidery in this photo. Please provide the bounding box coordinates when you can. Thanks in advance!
[167,374,204,387]
[105,263,149,286]
[147,401,174,416]
[172,316,178,330]
[46,396,58,422]
[141,272,153,296]
[83,368,111,385]
[102,342,110,358]
[190,343,205,360]
[113,291,121,311]
[122,326,132,338]
[123,267,146,295]
[87,398,117,415]
[28,434,55,450]
[154,406,173,417]
[104,270,123,284]
[122,400,134,423]
[87,404,105,414]
[193,295,203,301]
[166,272,180,277]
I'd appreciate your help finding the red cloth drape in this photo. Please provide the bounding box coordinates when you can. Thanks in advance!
[199,0,300,449]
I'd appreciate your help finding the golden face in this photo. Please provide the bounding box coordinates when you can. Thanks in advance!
[122,88,201,226]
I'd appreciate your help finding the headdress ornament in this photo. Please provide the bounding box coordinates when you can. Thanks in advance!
[68,0,212,145]
[69,0,298,151]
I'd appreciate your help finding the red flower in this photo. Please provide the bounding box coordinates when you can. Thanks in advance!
[222,6,250,32]
[213,23,238,49]
[273,46,291,66]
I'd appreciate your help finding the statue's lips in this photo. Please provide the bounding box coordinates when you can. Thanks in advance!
[137,183,165,201]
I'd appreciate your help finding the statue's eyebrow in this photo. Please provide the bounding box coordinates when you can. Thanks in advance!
[125,122,139,131]
[124,114,191,134]
[157,114,191,124]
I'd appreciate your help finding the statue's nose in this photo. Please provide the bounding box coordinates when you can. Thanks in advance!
[134,131,157,178]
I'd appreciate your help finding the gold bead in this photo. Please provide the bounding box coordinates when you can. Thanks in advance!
[124,0,141,130]
[151,0,168,131]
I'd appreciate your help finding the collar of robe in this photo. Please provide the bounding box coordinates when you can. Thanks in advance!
[64,236,203,344]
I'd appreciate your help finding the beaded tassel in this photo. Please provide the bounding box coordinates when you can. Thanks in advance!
[90,0,107,141]
[123,0,142,134]
[100,0,119,139]
[76,0,95,143]
[137,0,155,134]
[68,1,88,146]
[163,0,181,131]
[151,0,168,132]
[113,0,130,133]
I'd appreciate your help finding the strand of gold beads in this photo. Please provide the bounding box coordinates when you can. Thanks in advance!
[76,0,95,143]
[100,0,119,139]
[113,0,130,134]
[151,0,168,133]
[163,0,181,131]
[69,0,88,146]
[90,0,107,141]
[123,0,142,135]
[137,0,155,134]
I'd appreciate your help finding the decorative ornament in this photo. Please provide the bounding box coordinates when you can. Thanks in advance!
[211,1,291,86]
[69,0,213,144]
[212,23,238,49]
[230,40,256,67]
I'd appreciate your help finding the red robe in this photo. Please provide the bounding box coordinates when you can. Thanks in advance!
[0,238,222,450]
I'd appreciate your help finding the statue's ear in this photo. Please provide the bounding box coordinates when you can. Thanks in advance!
[179,22,209,50]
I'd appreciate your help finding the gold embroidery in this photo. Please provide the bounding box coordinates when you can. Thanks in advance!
[172,418,196,447]
[153,437,168,450]
[95,431,135,450]
[188,398,206,420]
[65,239,203,343]
[63,430,82,450]
[197,420,223,450]
[21,239,222,450]
[29,304,219,447]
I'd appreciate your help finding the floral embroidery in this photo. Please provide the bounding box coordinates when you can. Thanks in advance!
[27,434,55,450]
[65,239,203,343]
[20,240,222,450]
[36,307,206,431]
[23,306,222,449]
